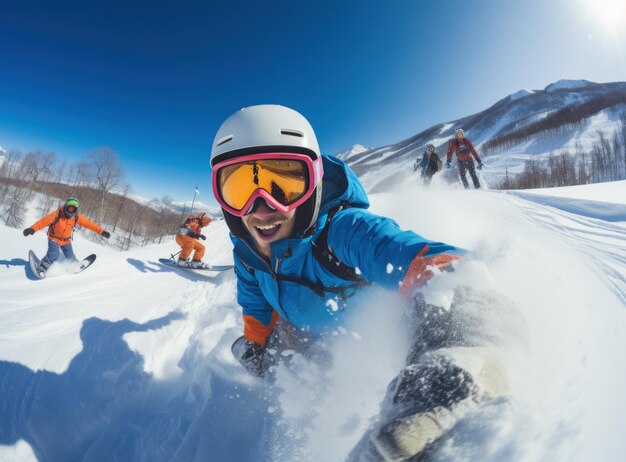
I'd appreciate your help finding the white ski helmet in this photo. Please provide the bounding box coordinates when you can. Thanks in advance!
[210,105,324,237]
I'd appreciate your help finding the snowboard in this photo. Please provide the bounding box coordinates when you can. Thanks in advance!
[158,258,234,272]
[231,335,248,363]
[28,250,96,279]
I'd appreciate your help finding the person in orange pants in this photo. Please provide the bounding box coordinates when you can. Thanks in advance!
[175,211,212,268]
[23,197,110,276]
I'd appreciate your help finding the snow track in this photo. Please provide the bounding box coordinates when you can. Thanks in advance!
[1,183,626,461]
[508,191,626,304]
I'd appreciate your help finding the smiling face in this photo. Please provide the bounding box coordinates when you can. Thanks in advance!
[241,199,297,258]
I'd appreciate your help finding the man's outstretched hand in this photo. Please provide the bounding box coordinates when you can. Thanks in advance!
[240,341,267,378]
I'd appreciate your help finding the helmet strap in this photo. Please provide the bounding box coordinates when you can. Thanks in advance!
[295,183,322,236]
[223,209,249,238]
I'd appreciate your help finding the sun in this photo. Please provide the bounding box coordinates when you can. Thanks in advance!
[585,0,626,29]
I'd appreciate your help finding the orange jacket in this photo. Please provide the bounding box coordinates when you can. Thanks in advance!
[177,213,211,239]
[31,209,104,245]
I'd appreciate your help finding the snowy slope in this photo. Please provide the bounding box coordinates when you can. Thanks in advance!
[1,181,626,461]
[513,179,626,205]
[338,80,626,192]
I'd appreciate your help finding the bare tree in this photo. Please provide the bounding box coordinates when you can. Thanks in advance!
[84,147,125,221]
[55,159,67,183]
[123,199,155,250]
[1,187,31,227]
[155,196,176,244]
[621,115,626,178]
[0,150,22,203]
[111,182,132,232]
[74,161,90,188]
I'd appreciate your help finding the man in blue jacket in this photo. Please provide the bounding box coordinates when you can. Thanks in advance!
[210,105,506,460]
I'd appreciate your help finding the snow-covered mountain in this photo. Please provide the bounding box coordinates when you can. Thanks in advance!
[1,180,625,461]
[338,80,626,192]
[127,193,221,217]
[544,79,595,93]
[334,144,372,163]
[170,200,221,218]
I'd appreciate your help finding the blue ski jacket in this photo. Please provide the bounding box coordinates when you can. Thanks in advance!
[231,155,464,345]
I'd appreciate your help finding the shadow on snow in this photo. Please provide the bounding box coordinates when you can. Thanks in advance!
[126,258,231,285]
[0,311,266,462]
[0,258,40,281]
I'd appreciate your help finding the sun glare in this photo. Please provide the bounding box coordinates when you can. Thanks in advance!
[586,0,626,29]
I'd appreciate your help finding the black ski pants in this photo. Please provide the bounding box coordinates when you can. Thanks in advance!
[458,159,480,189]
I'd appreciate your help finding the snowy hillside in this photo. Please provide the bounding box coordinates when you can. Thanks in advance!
[544,79,595,93]
[334,144,372,163]
[339,80,626,192]
[1,180,625,461]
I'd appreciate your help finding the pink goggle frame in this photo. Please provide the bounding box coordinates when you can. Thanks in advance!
[211,152,324,217]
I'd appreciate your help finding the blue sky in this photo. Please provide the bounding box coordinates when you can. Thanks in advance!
[1,0,624,204]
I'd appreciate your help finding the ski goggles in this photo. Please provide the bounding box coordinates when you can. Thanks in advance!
[212,152,323,217]
[66,205,77,213]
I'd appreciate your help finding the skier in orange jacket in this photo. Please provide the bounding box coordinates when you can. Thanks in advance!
[175,211,212,268]
[23,197,110,273]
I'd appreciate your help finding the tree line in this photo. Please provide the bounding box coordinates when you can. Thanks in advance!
[0,147,185,250]
[495,123,626,190]
[483,91,626,154]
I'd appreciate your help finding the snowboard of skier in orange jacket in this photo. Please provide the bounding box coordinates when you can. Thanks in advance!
[175,211,212,268]
[23,197,110,273]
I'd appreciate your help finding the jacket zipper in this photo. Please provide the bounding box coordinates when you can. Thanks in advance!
[273,257,286,320]
[239,239,275,275]
[238,239,292,323]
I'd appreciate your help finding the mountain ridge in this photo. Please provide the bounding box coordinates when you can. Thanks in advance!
[335,80,626,192]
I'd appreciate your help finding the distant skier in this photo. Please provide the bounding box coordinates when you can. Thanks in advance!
[175,211,212,268]
[23,197,110,274]
[446,128,483,189]
[211,105,510,459]
[415,144,442,185]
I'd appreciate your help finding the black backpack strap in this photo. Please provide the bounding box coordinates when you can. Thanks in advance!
[47,209,63,237]
[47,208,79,240]
[51,208,63,227]
[312,205,367,284]
[234,206,371,301]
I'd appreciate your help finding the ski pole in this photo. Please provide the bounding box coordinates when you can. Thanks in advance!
[170,250,182,261]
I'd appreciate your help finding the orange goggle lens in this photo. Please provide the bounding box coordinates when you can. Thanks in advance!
[217,159,308,211]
